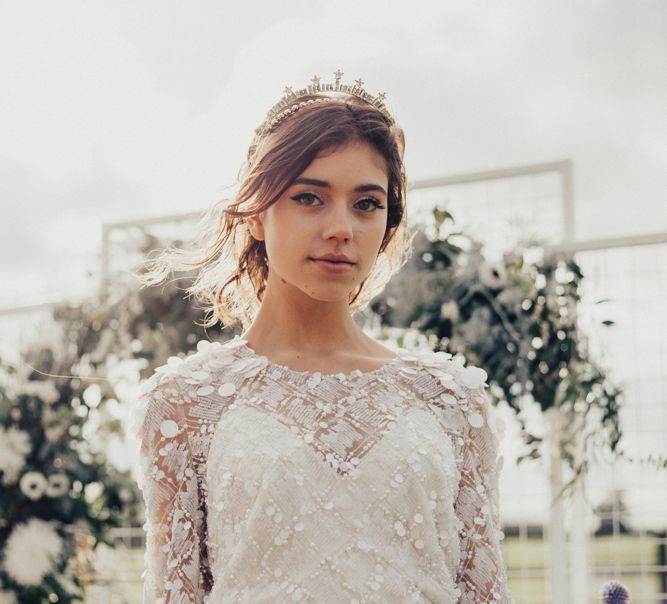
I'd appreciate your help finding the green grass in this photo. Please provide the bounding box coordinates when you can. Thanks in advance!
[503,534,667,603]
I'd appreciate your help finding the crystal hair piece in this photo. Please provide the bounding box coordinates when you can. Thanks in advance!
[258,69,396,135]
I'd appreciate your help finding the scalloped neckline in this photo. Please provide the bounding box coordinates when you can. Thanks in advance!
[236,337,403,379]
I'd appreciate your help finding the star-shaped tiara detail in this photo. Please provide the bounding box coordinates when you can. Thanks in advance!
[258,69,395,135]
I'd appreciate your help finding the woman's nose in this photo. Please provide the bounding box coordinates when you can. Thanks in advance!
[322,204,353,241]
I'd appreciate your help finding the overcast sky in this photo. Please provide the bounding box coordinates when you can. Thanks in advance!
[1,0,666,308]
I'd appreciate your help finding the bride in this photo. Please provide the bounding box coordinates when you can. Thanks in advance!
[133,69,513,603]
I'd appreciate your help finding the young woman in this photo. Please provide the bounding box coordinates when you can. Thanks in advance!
[133,70,513,603]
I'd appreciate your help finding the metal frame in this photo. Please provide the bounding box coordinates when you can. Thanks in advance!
[408,158,575,243]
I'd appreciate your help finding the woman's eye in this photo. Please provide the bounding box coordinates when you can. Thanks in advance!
[355,198,384,212]
[292,192,385,212]
[292,192,322,207]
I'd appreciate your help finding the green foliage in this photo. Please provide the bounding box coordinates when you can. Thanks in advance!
[372,206,628,493]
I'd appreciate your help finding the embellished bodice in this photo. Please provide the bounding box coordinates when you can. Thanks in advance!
[131,336,513,603]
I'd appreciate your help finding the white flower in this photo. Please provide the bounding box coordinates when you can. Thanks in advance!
[84,482,103,503]
[2,518,64,586]
[0,427,32,486]
[19,471,48,500]
[45,473,70,498]
[16,380,60,405]
[82,384,102,409]
[440,300,460,322]
[478,261,508,289]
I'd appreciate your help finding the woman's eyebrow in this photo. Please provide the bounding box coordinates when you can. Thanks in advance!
[292,177,387,197]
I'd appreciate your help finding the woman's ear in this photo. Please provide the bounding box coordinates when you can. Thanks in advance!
[245,212,265,241]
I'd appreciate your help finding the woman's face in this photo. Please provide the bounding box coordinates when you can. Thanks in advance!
[247,140,389,304]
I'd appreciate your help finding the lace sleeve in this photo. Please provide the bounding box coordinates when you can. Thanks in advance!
[132,372,211,604]
[454,375,513,604]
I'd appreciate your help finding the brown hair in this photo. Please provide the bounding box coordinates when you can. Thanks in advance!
[137,93,415,330]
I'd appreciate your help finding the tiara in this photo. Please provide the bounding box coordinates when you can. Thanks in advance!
[257,69,395,136]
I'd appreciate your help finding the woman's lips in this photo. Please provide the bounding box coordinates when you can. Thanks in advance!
[310,258,355,273]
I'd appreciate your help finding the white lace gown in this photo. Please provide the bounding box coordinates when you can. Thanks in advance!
[131,335,514,603]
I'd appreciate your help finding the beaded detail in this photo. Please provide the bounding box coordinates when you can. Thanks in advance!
[260,70,395,135]
[131,335,513,603]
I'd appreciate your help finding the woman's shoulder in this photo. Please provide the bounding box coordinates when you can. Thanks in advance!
[139,335,257,390]
[130,336,257,441]
[396,346,486,386]
[396,348,496,433]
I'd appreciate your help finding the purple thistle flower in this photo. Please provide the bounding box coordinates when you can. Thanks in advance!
[599,580,630,603]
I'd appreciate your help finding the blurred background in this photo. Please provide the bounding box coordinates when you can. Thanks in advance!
[1,1,665,602]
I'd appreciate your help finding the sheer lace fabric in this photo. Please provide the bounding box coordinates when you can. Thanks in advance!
[131,336,513,603]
